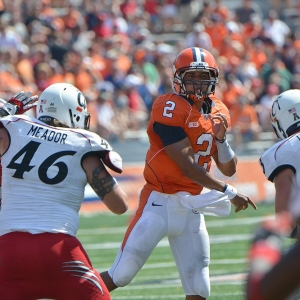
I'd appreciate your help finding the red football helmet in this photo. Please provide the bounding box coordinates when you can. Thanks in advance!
[172,47,219,99]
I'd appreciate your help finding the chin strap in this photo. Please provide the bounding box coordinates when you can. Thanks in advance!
[186,94,212,114]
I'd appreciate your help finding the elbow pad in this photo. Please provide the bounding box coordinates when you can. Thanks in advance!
[101,150,123,174]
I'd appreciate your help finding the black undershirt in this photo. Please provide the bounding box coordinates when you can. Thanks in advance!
[153,122,187,146]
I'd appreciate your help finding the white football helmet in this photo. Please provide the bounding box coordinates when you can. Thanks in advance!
[37,83,90,129]
[271,89,300,140]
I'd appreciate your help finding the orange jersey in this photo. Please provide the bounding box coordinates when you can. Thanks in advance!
[144,93,230,195]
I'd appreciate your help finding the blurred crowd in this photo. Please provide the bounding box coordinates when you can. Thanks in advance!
[0,0,300,147]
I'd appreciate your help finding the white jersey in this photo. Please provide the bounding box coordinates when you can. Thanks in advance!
[0,115,111,237]
[259,133,300,183]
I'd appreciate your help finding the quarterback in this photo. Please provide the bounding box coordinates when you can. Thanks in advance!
[101,47,257,300]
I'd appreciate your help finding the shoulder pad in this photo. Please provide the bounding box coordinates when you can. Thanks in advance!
[101,150,123,174]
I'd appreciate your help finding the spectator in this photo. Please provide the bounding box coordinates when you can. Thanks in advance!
[261,58,293,93]
[229,94,261,147]
[235,0,262,25]
[123,73,149,129]
[93,89,121,141]
[247,40,267,72]
[119,0,137,20]
[250,78,265,103]
[161,0,178,32]
[132,48,161,100]
[185,22,212,50]
[144,0,161,32]
[257,83,280,131]
[213,0,230,21]
[222,74,244,110]
[178,0,200,32]
[194,0,213,24]
[263,9,290,49]
[271,0,293,14]
[205,14,229,50]
[243,13,263,41]
[34,62,53,91]
[15,44,35,86]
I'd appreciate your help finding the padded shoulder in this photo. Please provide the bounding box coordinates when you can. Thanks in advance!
[151,93,193,127]
[75,129,113,152]
[260,138,297,182]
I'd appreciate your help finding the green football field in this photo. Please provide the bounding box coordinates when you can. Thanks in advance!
[78,203,290,300]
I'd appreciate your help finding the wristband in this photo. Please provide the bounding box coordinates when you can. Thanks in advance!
[217,138,235,163]
[216,135,226,143]
[0,108,10,117]
[222,183,237,200]
[0,102,17,117]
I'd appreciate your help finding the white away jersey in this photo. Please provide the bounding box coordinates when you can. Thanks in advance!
[0,115,112,236]
[259,133,300,183]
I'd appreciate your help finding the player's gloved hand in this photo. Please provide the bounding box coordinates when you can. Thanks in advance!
[0,91,38,116]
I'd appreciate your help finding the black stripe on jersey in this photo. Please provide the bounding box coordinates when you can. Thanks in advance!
[153,122,187,146]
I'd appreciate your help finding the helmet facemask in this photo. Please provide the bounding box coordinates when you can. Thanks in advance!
[67,108,90,130]
[173,64,218,100]
[172,48,219,100]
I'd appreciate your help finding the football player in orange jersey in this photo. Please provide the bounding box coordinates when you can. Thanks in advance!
[101,47,257,299]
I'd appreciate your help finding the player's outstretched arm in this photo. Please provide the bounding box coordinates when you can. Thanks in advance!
[164,137,257,212]
[209,113,237,177]
[83,154,128,214]
[230,192,257,212]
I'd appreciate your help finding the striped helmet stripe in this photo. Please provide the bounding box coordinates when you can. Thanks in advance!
[192,47,204,62]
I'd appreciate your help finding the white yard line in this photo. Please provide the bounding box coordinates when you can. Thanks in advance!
[78,215,274,236]
[79,215,265,298]
[83,234,252,250]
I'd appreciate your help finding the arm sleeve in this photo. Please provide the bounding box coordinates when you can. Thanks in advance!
[153,122,187,147]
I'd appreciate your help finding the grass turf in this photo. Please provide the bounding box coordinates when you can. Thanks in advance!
[78,203,286,300]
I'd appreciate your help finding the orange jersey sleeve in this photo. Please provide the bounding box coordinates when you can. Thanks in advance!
[144,93,226,195]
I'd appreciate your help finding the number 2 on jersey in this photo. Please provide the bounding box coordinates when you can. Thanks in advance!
[162,101,213,169]
[163,101,176,118]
